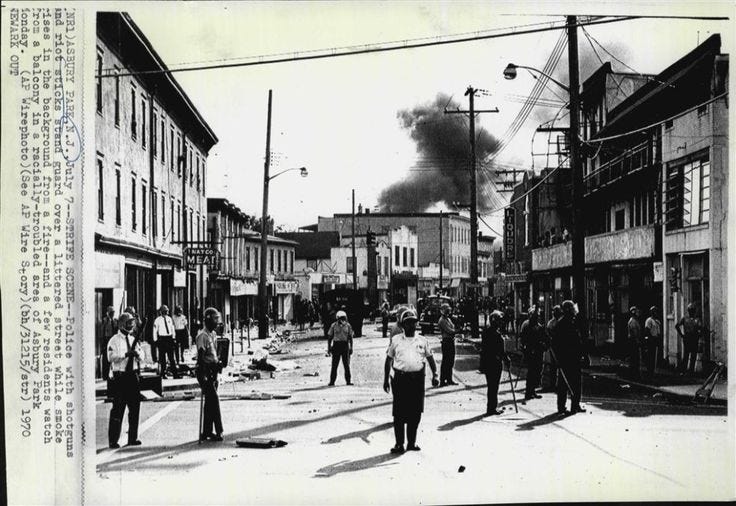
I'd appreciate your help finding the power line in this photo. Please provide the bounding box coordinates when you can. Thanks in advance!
[98,16,640,79]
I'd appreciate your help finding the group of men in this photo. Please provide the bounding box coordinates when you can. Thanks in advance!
[106,306,225,448]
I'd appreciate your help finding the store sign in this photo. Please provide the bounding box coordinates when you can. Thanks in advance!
[377,275,389,290]
[504,208,516,262]
[173,268,187,288]
[505,273,528,283]
[274,280,299,294]
[653,261,664,282]
[230,279,258,296]
[185,247,220,270]
[322,274,340,284]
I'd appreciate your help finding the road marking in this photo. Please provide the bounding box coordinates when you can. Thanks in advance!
[139,400,183,436]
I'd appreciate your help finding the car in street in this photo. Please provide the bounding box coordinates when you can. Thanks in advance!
[388,303,415,322]
[418,295,454,334]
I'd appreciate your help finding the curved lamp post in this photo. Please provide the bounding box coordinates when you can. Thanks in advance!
[503,63,570,93]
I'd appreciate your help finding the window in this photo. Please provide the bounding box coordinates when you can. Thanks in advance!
[664,119,673,130]
[246,247,251,271]
[255,247,259,271]
[170,199,175,241]
[270,249,274,272]
[666,152,710,230]
[347,256,354,274]
[177,203,181,241]
[394,246,400,266]
[202,161,206,195]
[196,156,201,191]
[170,128,174,171]
[290,251,294,273]
[152,190,157,238]
[189,149,194,187]
[410,248,415,267]
[177,134,182,177]
[113,67,120,125]
[141,96,146,149]
[141,184,147,235]
[160,118,166,165]
[402,247,408,267]
[697,104,708,117]
[130,87,137,140]
[96,50,103,114]
[614,209,625,231]
[97,158,104,221]
[377,256,381,273]
[131,177,137,231]
[161,193,166,240]
[384,258,389,277]
[277,250,282,272]
[115,168,121,225]
[197,212,201,241]
[189,208,193,242]
[152,111,157,157]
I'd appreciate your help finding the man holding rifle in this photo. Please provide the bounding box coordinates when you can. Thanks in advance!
[552,300,586,415]
[106,312,143,449]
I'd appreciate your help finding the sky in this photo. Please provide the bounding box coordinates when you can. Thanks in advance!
[123,1,734,238]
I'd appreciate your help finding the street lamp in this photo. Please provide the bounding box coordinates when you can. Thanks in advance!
[259,166,308,338]
[503,63,570,93]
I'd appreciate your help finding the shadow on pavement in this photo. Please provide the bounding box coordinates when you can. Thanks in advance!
[292,384,335,393]
[314,452,401,478]
[437,413,486,431]
[322,422,393,444]
[515,412,569,431]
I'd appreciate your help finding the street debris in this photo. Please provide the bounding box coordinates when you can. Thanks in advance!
[236,438,287,449]
[304,372,320,377]
[621,384,631,389]
[458,466,466,473]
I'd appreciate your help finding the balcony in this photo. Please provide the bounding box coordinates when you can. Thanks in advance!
[531,224,659,271]
[584,140,658,195]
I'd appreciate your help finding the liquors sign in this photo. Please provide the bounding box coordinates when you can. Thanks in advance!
[504,208,516,263]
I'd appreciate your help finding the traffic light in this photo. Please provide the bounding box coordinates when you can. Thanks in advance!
[366,230,376,247]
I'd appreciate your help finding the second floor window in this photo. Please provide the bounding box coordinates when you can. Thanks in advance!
[141,184,147,235]
[97,158,104,221]
[131,177,137,231]
[410,248,415,267]
[115,169,121,225]
[141,97,146,149]
[402,247,408,267]
[113,69,120,125]
[666,152,711,230]
[347,256,354,274]
[96,50,103,114]
[130,87,137,140]
[270,249,274,273]
[394,246,400,266]
[277,249,282,272]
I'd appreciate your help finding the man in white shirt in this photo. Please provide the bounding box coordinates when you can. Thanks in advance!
[327,310,354,386]
[197,307,224,442]
[644,306,662,376]
[172,305,190,365]
[383,309,439,454]
[107,312,143,449]
[154,305,179,379]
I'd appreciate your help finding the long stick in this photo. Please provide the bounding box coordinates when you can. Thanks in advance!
[548,347,574,397]
[506,363,518,413]
[198,384,204,444]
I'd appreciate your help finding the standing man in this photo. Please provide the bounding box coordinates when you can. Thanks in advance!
[542,305,562,392]
[675,303,703,374]
[644,306,662,376]
[552,300,585,415]
[173,305,190,366]
[197,307,224,442]
[327,310,354,386]
[153,305,179,379]
[107,312,142,449]
[383,309,439,454]
[438,304,458,386]
[380,299,391,338]
[519,308,545,401]
[627,306,642,379]
[480,311,510,416]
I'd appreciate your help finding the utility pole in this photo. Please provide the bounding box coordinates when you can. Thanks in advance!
[438,210,443,294]
[445,87,498,339]
[258,90,273,339]
[351,189,357,291]
[567,15,586,331]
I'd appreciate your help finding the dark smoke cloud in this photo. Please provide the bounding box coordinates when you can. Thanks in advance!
[378,94,501,213]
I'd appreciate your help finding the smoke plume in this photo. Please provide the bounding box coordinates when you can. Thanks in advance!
[378,94,501,213]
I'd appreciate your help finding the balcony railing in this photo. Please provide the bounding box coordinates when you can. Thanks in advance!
[584,140,657,194]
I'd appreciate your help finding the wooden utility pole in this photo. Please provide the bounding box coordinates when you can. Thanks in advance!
[258,90,273,339]
[439,210,443,294]
[351,189,357,291]
[445,87,498,339]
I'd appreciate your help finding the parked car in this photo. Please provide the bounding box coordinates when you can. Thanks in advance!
[418,296,454,335]
[388,303,415,322]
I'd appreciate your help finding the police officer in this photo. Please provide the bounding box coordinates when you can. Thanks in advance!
[438,304,458,386]
[519,307,545,401]
[552,300,585,415]
[197,307,224,442]
[107,312,142,449]
[154,305,179,379]
[327,310,354,386]
[481,311,510,416]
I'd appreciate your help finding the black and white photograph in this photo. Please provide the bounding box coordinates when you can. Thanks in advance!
[1,1,734,504]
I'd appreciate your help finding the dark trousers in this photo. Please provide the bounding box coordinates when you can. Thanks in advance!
[198,368,223,436]
[629,340,641,378]
[645,340,661,374]
[382,318,389,337]
[329,341,351,384]
[525,351,543,398]
[680,340,698,373]
[174,329,188,363]
[556,362,582,411]
[484,361,503,412]
[158,336,178,377]
[393,414,421,447]
[108,372,141,445]
[440,339,456,384]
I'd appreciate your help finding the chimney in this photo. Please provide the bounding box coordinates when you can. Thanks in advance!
[365,208,370,214]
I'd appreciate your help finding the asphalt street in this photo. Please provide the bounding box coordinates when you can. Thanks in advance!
[92,324,732,504]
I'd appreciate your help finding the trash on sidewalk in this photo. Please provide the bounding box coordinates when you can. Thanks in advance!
[458,466,466,473]
[304,372,320,377]
[236,438,287,449]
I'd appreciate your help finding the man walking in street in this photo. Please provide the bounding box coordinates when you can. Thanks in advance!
[520,308,545,401]
[438,304,458,386]
[480,311,510,416]
[380,299,391,338]
[627,306,642,379]
[542,305,562,392]
[676,303,703,374]
[552,300,585,415]
[327,310,354,386]
[154,305,179,379]
[173,305,190,366]
[107,312,142,449]
[383,309,439,454]
[644,306,662,376]
[197,307,224,442]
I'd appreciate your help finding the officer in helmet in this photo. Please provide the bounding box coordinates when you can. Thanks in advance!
[551,300,585,415]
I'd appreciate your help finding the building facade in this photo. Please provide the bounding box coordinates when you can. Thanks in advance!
[95,12,217,376]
